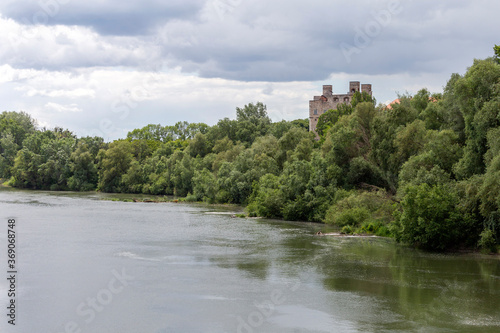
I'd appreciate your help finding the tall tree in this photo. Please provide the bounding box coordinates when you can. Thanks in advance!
[97,140,134,192]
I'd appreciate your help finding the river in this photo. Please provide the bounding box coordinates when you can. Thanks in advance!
[0,188,499,333]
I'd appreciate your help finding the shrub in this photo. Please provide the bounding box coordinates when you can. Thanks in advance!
[394,183,473,251]
[334,207,370,227]
[282,196,309,221]
[478,229,497,253]
[357,220,391,237]
[375,225,391,237]
[360,220,380,233]
[215,189,231,204]
[184,193,198,202]
[246,174,284,218]
[324,190,395,227]
[341,225,353,234]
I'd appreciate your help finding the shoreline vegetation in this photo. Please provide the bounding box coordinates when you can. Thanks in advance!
[1,50,500,254]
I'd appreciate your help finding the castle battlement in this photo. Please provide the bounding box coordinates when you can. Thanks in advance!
[309,81,372,138]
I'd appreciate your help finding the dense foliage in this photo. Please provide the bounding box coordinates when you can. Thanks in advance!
[1,52,500,252]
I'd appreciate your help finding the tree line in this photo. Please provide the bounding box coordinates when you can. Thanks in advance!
[1,49,500,252]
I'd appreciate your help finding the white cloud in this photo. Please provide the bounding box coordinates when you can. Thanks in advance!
[45,102,82,113]
[0,65,317,139]
[0,15,159,70]
[25,88,95,98]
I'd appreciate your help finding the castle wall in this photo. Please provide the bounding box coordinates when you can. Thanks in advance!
[361,84,372,94]
[309,81,372,139]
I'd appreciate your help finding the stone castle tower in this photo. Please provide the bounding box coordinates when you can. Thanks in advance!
[309,81,372,138]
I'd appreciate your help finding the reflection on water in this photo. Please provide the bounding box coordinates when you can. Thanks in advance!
[0,188,499,333]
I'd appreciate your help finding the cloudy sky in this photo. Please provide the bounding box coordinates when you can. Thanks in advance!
[0,0,499,140]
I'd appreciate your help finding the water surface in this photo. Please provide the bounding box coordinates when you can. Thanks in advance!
[0,188,498,332]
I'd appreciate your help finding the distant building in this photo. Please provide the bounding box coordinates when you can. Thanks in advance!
[309,81,372,138]
[385,96,437,110]
[385,98,401,109]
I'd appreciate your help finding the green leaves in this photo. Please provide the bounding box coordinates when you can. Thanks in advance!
[395,184,466,251]
[97,140,133,193]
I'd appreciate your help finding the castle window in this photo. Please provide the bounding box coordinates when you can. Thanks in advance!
[344,97,350,102]
[313,109,318,115]
[333,97,339,102]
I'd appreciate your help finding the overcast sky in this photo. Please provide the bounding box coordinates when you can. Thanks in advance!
[1,0,499,140]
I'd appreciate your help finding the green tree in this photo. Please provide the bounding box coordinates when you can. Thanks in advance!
[171,152,194,197]
[494,44,500,63]
[187,132,209,158]
[393,184,473,251]
[277,127,311,168]
[325,190,393,227]
[192,168,217,202]
[67,143,98,191]
[316,109,341,138]
[186,122,209,138]
[0,133,18,178]
[121,160,147,193]
[211,137,244,172]
[97,140,134,192]
[440,73,466,142]
[392,120,428,168]
[478,155,500,238]
[10,129,75,190]
[37,136,75,190]
[453,58,500,179]
[410,88,431,113]
[290,118,309,131]
[247,174,284,218]
[127,124,173,142]
[236,102,269,122]
[11,148,42,188]
[0,111,36,177]
[235,102,271,145]
[0,111,36,146]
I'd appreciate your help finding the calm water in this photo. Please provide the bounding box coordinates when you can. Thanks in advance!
[0,188,499,333]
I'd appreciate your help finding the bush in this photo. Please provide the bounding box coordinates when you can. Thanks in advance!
[184,193,198,202]
[324,190,395,227]
[333,207,371,227]
[375,225,391,237]
[341,225,353,234]
[360,220,379,233]
[346,156,387,189]
[394,183,473,251]
[282,196,309,221]
[478,229,497,253]
[215,189,231,204]
[246,174,284,218]
[356,220,391,237]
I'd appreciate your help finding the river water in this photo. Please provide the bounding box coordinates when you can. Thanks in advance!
[0,188,499,333]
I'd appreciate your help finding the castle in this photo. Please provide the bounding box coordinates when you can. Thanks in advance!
[309,81,372,138]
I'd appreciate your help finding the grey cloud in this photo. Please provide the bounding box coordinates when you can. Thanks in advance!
[2,0,500,82]
[0,0,206,35]
[156,0,500,81]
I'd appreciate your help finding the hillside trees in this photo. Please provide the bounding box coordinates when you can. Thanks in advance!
[0,111,36,178]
